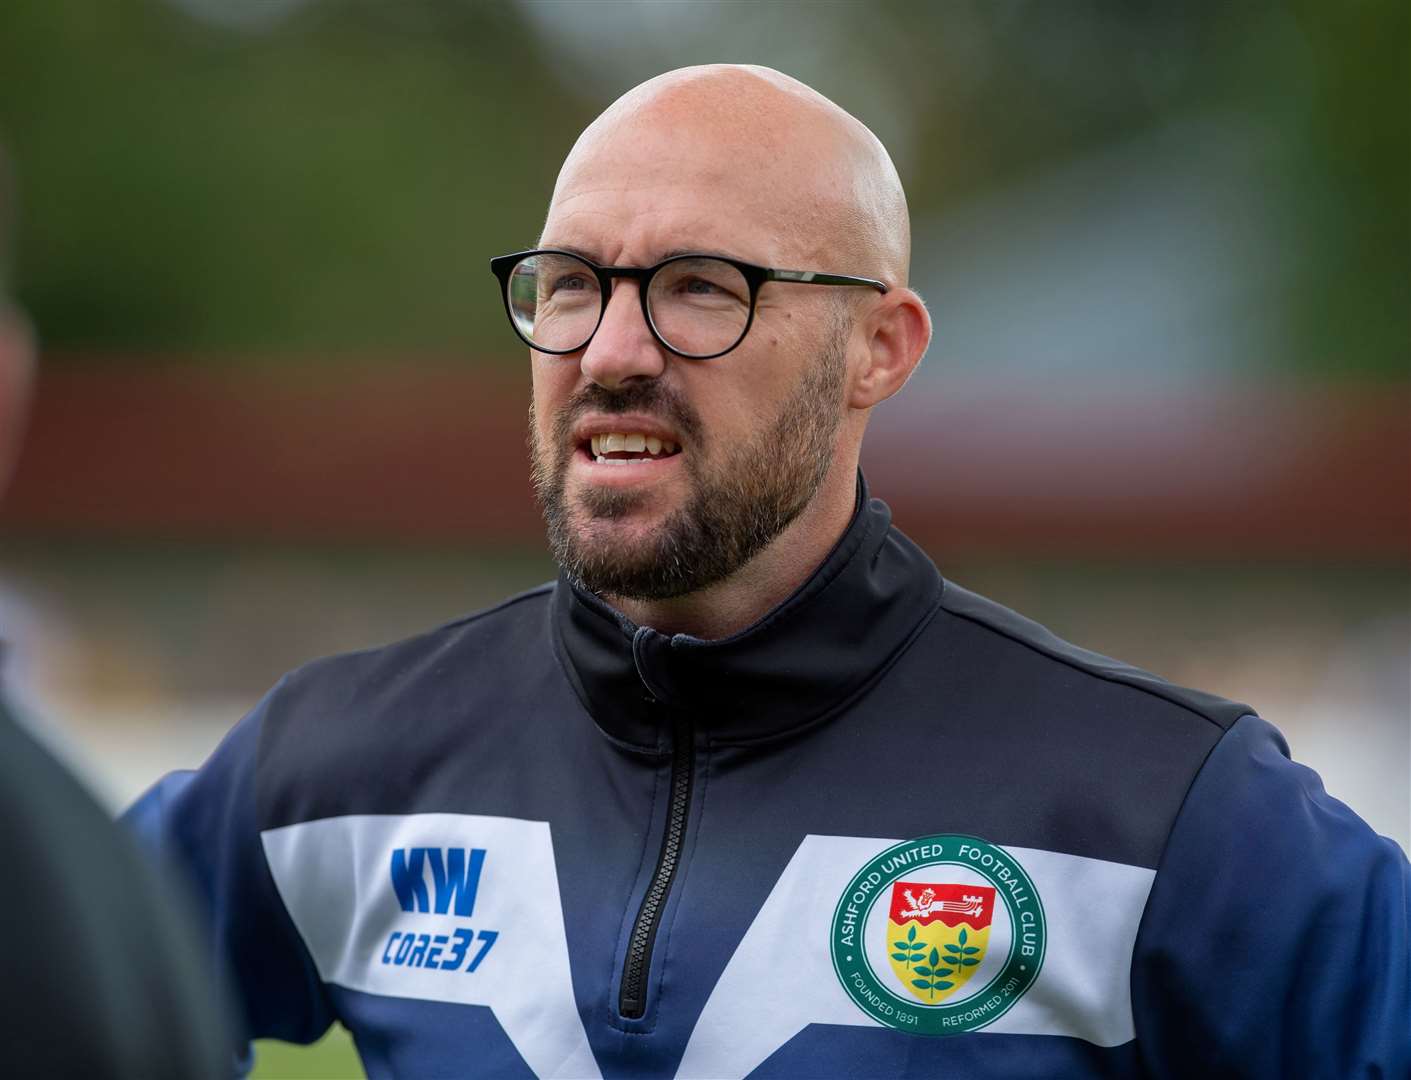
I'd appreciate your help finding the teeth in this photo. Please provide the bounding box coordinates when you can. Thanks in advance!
[587,432,681,461]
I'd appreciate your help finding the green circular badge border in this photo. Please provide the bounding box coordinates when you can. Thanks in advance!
[829,834,1047,1037]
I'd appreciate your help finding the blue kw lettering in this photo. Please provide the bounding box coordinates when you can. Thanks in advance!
[390,847,486,917]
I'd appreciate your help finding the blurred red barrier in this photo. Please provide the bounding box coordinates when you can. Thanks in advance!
[2,361,540,544]
[2,359,1406,557]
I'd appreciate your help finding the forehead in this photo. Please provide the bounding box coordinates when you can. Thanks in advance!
[543,111,844,267]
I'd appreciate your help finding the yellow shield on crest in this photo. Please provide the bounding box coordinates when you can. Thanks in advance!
[885,881,997,1004]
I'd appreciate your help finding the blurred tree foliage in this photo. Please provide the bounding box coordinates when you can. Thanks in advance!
[0,0,591,359]
[0,0,1404,376]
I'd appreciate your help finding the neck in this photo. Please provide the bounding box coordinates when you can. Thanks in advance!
[606,458,862,640]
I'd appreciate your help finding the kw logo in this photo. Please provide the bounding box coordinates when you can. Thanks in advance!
[390,847,486,917]
[381,847,498,975]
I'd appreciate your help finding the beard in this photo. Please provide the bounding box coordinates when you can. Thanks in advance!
[530,321,849,602]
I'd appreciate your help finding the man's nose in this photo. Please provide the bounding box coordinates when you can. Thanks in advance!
[579,280,666,389]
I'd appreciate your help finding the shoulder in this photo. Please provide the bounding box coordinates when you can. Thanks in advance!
[1131,712,1409,1074]
[1157,712,1406,880]
[269,582,556,718]
[934,578,1251,731]
[253,583,560,826]
[880,576,1256,866]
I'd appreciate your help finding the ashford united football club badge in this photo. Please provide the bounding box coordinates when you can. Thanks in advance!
[830,835,1045,1036]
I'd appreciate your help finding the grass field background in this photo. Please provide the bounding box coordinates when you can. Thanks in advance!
[252,1027,364,1079]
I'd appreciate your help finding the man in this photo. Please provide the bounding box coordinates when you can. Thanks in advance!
[0,154,229,1077]
[129,66,1408,1077]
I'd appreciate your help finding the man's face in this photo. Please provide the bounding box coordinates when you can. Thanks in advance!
[529,114,854,602]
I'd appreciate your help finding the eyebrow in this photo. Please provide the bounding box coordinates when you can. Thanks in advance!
[654,247,740,263]
[539,242,598,261]
[536,243,749,267]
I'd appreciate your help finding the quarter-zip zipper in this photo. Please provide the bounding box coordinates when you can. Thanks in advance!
[619,710,694,1019]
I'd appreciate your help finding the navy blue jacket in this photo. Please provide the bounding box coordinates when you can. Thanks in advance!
[128,484,1410,1078]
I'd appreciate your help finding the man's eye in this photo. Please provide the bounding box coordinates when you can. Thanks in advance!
[551,274,590,293]
[676,276,742,302]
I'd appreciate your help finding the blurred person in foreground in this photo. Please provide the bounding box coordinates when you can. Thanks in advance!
[0,158,227,1076]
[128,66,1408,1078]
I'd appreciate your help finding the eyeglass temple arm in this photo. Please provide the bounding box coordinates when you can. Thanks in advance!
[766,269,889,293]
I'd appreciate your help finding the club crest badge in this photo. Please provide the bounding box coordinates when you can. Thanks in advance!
[830,835,1045,1036]
[886,882,995,1004]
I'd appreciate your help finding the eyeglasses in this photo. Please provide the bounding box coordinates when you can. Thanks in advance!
[489,249,888,360]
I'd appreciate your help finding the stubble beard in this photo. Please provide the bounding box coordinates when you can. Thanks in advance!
[530,325,849,602]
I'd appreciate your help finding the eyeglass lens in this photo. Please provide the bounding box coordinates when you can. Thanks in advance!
[506,253,752,357]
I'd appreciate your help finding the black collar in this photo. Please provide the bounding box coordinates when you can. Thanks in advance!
[550,474,944,749]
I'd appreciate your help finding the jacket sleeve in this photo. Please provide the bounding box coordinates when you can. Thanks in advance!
[1131,712,1410,1077]
[123,682,336,1066]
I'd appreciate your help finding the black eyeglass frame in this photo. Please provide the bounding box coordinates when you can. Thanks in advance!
[489,248,889,360]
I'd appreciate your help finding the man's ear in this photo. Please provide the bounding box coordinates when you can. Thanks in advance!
[849,288,931,410]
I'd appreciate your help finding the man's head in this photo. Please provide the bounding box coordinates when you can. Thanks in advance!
[526,65,930,607]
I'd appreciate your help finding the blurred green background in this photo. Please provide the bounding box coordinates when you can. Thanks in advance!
[2,0,1405,372]
[0,2,1405,1077]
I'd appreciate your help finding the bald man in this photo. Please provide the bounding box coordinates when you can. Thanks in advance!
[130,67,1407,1078]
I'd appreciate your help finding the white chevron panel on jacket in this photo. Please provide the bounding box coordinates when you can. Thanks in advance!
[261,813,599,1080]
[678,834,1155,1079]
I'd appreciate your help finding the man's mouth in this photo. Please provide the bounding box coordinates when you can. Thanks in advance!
[585,431,682,466]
